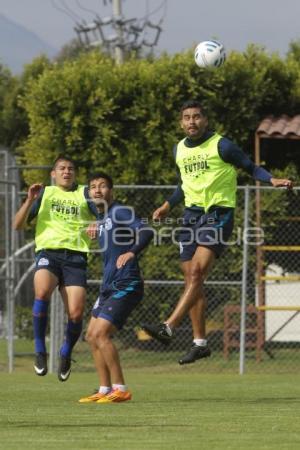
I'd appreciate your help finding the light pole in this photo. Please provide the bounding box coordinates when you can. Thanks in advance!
[112,0,124,64]
[74,0,163,63]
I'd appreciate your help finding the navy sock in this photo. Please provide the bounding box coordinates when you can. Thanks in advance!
[60,320,83,358]
[32,299,49,354]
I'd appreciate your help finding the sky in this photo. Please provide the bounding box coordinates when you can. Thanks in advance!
[0,0,299,58]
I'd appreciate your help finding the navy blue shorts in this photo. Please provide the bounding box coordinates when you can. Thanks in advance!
[35,249,88,288]
[178,207,234,261]
[91,279,144,330]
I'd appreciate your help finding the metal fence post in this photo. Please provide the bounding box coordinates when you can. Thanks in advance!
[3,150,14,373]
[239,185,250,374]
[9,182,17,373]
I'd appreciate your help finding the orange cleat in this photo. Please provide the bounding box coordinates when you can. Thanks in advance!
[79,391,109,403]
[96,389,132,403]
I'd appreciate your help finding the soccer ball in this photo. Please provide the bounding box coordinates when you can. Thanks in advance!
[194,40,226,68]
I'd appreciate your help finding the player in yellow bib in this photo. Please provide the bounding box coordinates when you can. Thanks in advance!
[14,156,95,380]
[142,100,293,364]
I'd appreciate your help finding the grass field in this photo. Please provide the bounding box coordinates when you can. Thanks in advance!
[6,338,300,375]
[1,368,300,450]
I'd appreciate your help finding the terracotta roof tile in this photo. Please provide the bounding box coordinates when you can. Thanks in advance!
[256,115,300,137]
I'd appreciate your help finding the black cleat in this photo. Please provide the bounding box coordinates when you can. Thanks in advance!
[141,323,173,345]
[34,352,48,376]
[178,344,211,365]
[58,355,72,382]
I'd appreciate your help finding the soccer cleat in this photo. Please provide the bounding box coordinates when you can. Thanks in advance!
[178,344,211,365]
[141,323,173,345]
[34,352,48,376]
[79,391,109,403]
[96,389,132,403]
[58,355,72,382]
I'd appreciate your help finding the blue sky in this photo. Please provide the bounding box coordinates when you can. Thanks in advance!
[0,0,299,56]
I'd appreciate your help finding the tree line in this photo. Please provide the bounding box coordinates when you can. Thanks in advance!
[0,42,299,186]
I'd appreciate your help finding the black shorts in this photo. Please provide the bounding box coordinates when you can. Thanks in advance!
[178,207,234,261]
[91,279,144,330]
[35,249,88,288]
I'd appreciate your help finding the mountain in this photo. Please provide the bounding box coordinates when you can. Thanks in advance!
[0,14,57,74]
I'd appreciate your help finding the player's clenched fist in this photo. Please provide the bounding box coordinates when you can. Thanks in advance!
[27,183,43,201]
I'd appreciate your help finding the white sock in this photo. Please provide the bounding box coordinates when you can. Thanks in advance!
[193,338,207,347]
[112,383,127,392]
[164,322,173,336]
[99,386,111,394]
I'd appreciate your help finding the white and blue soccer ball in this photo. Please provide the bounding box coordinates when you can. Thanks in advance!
[194,40,226,68]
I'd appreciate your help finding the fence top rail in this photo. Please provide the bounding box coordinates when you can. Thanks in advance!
[115,185,299,191]
[245,185,300,191]
[0,179,18,186]
[87,279,242,285]
[1,170,299,190]
[13,185,300,194]
[7,165,52,170]
[84,185,300,191]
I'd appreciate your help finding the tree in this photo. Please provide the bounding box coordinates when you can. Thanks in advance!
[17,46,300,186]
[287,39,300,61]
[55,38,94,64]
[1,55,51,153]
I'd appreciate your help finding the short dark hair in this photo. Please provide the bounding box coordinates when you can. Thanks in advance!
[87,171,113,189]
[52,155,76,170]
[180,100,207,117]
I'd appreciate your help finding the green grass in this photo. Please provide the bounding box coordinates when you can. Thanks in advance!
[1,370,300,450]
[5,338,300,375]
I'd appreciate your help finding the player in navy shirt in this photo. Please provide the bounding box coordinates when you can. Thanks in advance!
[79,172,153,404]
[97,202,145,290]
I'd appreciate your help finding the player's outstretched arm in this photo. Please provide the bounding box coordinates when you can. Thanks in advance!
[152,201,170,220]
[116,252,135,269]
[13,183,43,230]
[270,178,294,190]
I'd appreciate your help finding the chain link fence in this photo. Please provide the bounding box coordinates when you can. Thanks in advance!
[247,185,300,372]
[0,156,299,374]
